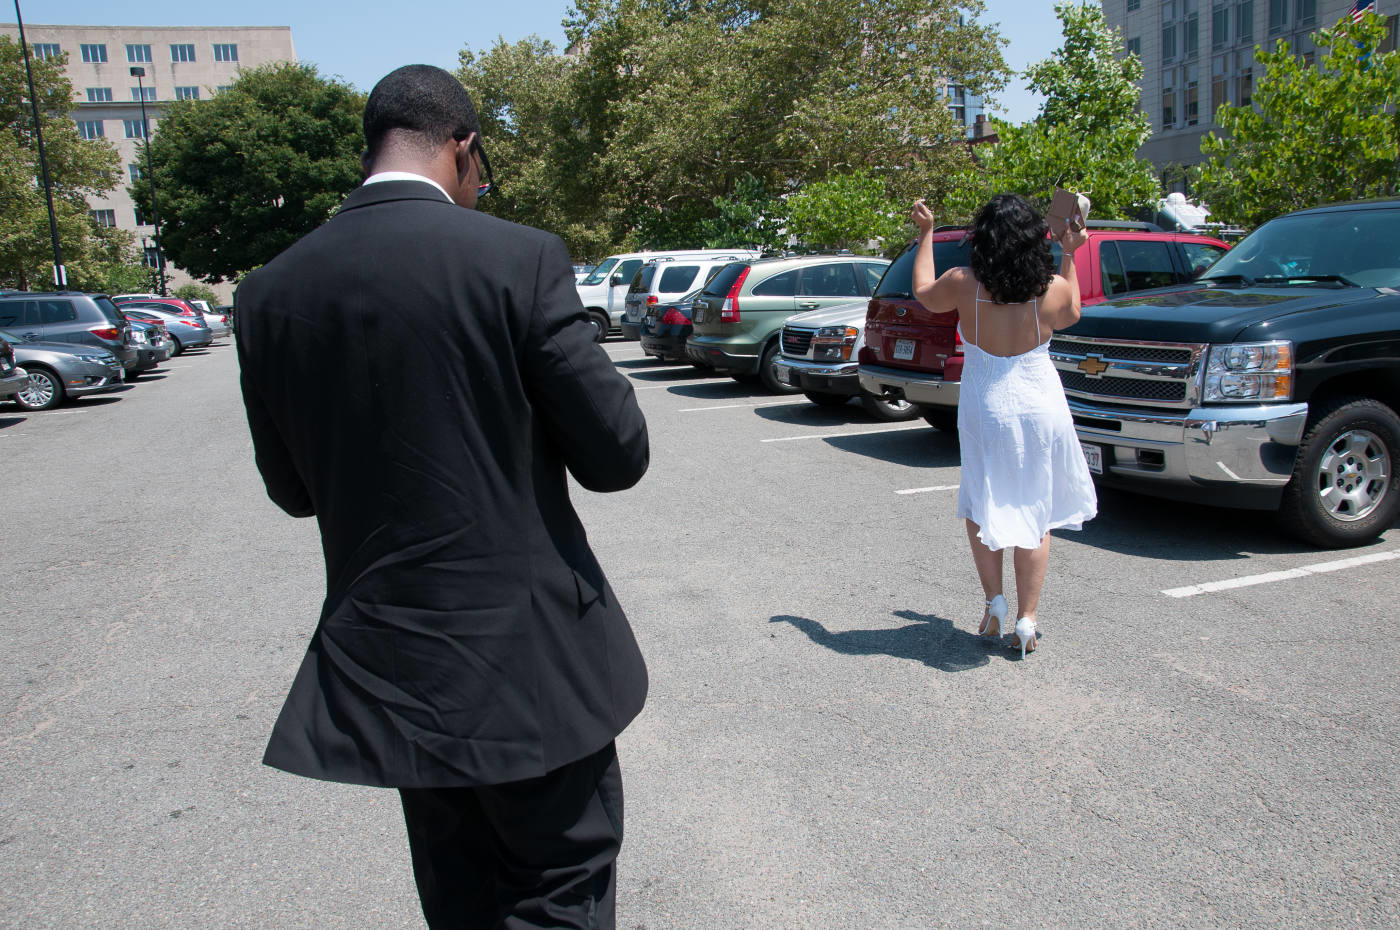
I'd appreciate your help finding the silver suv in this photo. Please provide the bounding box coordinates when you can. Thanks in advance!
[619,253,757,340]
[0,292,137,374]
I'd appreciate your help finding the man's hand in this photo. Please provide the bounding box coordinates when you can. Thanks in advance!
[911,199,935,235]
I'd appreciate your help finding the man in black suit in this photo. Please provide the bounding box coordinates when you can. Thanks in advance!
[235,65,649,929]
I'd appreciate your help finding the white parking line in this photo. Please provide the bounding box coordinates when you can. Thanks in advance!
[679,400,806,412]
[1162,550,1400,598]
[631,381,719,391]
[762,424,927,443]
[895,485,960,495]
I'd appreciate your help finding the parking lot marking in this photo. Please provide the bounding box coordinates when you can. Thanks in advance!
[762,424,927,443]
[1162,550,1400,598]
[679,400,806,412]
[631,381,719,391]
[895,485,960,495]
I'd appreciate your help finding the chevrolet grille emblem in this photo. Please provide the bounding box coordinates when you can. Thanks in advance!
[1078,355,1110,377]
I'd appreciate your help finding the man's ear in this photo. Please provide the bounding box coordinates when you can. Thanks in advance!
[454,132,477,180]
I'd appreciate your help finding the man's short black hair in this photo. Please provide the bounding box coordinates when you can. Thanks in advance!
[363,65,481,163]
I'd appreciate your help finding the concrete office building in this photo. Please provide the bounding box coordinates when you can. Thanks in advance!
[1102,0,1397,174]
[0,24,297,299]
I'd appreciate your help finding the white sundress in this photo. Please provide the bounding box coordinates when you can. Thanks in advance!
[955,282,1098,551]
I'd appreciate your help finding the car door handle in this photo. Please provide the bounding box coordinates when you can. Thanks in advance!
[798,301,820,309]
[21,331,40,341]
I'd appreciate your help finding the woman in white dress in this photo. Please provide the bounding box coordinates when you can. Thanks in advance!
[911,194,1097,657]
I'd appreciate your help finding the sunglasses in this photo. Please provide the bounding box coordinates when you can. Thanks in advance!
[455,132,494,198]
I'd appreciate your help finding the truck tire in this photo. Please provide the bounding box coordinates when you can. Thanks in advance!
[921,408,958,432]
[758,341,800,394]
[860,391,920,422]
[1278,395,1400,547]
[803,391,849,407]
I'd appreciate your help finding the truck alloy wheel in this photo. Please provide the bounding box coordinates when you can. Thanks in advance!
[1280,396,1400,547]
[588,312,608,343]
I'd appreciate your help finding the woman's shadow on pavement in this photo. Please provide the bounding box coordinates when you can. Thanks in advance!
[770,609,1013,672]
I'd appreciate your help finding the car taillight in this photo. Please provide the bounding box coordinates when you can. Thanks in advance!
[89,326,121,341]
[721,267,750,323]
[661,308,689,325]
[176,319,201,328]
[646,295,658,306]
[952,329,964,355]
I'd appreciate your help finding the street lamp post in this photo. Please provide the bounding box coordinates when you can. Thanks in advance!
[130,66,166,296]
[14,0,66,288]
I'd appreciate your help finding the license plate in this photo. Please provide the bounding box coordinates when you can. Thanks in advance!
[893,338,916,361]
[777,366,793,385]
[1081,442,1103,475]
[646,312,657,326]
[693,308,705,324]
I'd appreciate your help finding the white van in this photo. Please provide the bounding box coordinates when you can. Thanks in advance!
[576,249,762,341]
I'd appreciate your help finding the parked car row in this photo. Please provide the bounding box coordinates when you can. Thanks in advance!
[0,290,225,411]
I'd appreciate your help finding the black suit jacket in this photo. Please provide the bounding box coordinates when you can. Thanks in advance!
[236,180,649,788]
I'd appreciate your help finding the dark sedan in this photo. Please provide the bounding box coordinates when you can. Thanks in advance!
[638,287,706,364]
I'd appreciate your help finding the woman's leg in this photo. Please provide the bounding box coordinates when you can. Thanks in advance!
[965,519,1004,634]
[1012,533,1051,621]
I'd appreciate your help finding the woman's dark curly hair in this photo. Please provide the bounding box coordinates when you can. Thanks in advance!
[968,193,1055,304]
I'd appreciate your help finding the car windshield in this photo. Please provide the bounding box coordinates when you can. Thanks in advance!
[580,258,618,286]
[1202,208,1400,289]
[875,237,1062,298]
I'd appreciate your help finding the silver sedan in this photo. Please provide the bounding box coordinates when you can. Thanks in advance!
[0,328,125,411]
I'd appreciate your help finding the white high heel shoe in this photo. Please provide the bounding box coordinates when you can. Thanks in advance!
[981,595,1008,638]
[1014,617,1037,658]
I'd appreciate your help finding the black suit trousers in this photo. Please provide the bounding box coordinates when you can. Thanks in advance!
[399,742,624,930]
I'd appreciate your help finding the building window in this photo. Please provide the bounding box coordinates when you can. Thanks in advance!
[1161,72,1177,129]
[1381,15,1399,53]
[1128,0,1141,9]
[128,163,144,182]
[86,87,112,102]
[1212,53,1230,113]
[1185,12,1200,57]
[1295,0,1315,27]
[135,207,150,227]
[174,86,200,100]
[1127,36,1142,57]
[143,246,164,268]
[1212,5,1229,49]
[76,120,105,140]
[1236,66,1253,108]
[124,119,148,139]
[1269,0,1288,34]
[1238,0,1254,44]
[1163,23,1177,60]
[170,43,196,62]
[215,85,232,94]
[212,43,239,62]
[32,43,61,60]
[1185,64,1200,125]
[90,209,116,228]
[131,86,156,102]
[126,44,152,63]
[80,43,107,63]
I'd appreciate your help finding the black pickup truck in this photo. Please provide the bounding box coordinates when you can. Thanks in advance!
[1051,199,1400,547]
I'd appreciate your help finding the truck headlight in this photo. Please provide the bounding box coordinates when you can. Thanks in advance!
[1203,340,1293,402]
[812,326,859,361]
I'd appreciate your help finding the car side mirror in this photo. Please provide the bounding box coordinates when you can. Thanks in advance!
[611,274,624,287]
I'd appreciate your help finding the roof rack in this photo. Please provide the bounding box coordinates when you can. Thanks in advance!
[1085,219,1163,232]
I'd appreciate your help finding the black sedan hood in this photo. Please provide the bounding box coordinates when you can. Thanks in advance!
[1064,284,1374,344]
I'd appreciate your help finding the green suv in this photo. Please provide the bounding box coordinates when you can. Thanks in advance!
[686,254,890,392]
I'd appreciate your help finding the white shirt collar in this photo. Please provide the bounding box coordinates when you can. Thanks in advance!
[362,171,453,203]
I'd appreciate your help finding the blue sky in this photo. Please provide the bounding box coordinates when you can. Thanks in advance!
[26,0,1066,123]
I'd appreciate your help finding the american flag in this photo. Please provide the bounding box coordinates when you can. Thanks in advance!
[1351,0,1376,23]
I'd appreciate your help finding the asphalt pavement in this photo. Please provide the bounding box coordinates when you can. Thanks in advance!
[2,336,1397,929]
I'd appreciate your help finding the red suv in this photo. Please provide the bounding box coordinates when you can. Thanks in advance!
[857,223,1230,429]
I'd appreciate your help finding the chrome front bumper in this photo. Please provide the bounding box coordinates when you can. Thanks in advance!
[1069,398,1309,502]
[0,367,28,400]
[857,363,960,408]
[773,357,860,394]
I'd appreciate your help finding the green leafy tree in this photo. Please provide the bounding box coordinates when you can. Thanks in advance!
[132,63,364,282]
[0,37,131,290]
[787,171,905,253]
[1197,12,1400,228]
[174,282,220,304]
[459,0,1006,256]
[945,2,1157,222]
